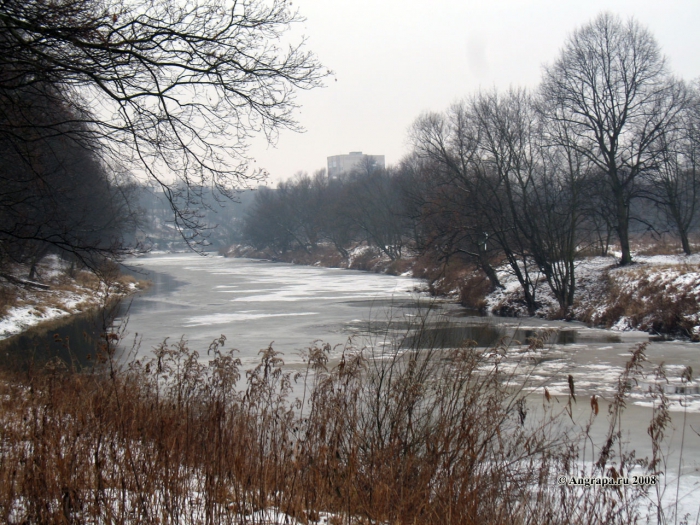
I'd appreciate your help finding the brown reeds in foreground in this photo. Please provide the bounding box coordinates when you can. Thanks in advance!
[0,327,669,524]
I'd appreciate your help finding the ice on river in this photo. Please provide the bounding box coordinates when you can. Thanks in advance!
[120,253,423,365]
[122,254,700,409]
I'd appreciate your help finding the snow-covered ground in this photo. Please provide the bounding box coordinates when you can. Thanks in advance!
[0,255,141,341]
[486,254,700,335]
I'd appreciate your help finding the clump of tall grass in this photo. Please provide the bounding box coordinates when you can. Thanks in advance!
[582,267,700,337]
[0,323,670,524]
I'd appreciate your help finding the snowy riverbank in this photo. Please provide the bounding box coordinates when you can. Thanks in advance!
[223,244,414,275]
[486,254,700,338]
[0,255,144,341]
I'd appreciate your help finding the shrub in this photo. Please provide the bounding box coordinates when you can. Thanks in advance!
[0,326,667,524]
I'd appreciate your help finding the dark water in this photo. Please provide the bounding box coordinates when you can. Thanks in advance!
[400,325,623,349]
[0,306,115,371]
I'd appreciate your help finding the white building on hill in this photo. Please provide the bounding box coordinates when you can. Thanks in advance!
[327,151,385,178]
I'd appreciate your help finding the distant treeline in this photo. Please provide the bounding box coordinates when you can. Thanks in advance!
[244,167,417,262]
[244,14,700,315]
[136,185,257,252]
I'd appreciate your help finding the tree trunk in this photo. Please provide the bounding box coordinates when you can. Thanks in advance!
[603,228,612,256]
[479,258,503,290]
[28,246,50,280]
[616,196,633,265]
[680,229,692,255]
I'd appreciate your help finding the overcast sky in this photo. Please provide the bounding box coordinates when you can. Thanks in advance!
[248,0,700,185]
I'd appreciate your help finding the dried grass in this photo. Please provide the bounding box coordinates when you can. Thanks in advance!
[458,272,493,311]
[0,286,18,317]
[633,235,688,256]
[581,266,700,336]
[0,321,666,524]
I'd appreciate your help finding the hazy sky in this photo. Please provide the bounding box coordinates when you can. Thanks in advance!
[248,0,700,184]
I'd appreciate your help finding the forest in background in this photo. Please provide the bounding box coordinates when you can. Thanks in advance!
[241,13,700,317]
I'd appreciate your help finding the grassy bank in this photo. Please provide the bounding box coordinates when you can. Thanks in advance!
[0,326,682,524]
[223,244,415,276]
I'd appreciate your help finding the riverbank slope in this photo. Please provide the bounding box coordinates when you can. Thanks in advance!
[0,255,144,341]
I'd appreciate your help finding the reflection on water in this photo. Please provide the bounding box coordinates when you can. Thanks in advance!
[404,321,621,348]
[354,321,624,349]
[0,307,113,370]
[400,324,505,348]
[342,298,439,310]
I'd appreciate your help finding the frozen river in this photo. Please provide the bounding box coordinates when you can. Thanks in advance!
[120,253,425,366]
[121,254,700,410]
[120,252,700,518]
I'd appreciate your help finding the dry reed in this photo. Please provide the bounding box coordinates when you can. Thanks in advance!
[0,321,670,524]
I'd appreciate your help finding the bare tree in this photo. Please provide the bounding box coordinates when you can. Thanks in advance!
[0,81,141,273]
[533,94,595,311]
[410,89,591,314]
[541,13,687,265]
[579,170,617,256]
[469,89,544,313]
[275,173,325,254]
[408,106,503,290]
[243,186,295,256]
[642,87,700,254]
[0,0,327,245]
[344,167,409,261]
[528,130,587,312]
[315,171,359,260]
